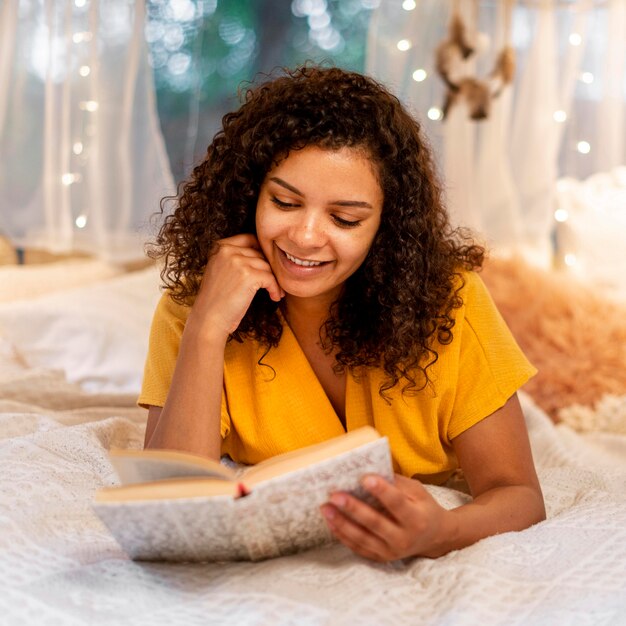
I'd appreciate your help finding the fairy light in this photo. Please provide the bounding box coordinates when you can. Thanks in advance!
[62,173,82,186]
[396,39,412,51]
[427,107,442,121]
[72,31,93,43]
[553,110,567,123]
[577,141,591,154]
[68,23,94,231]
[564,253,577,267]
[554,208,569,222]
[580,72,594,84]
[79,100,99,112]
[412,68,427,82]
[75,0,86,7]
[569,33,582,46]
[402,0,416,10]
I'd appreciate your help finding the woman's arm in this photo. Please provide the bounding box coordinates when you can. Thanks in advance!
[320,393,546,561]
[143,325,229,459]
[434,392,545,555]
[144,233,284,460]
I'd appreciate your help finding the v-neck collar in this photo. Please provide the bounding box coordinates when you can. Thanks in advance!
[275,311,371,434]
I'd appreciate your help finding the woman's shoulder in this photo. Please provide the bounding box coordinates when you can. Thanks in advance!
[153,288,195,326]
[453,269,521,347]
[455,268,486,292]
[451,270,494,316]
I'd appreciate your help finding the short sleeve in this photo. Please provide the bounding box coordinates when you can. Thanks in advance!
[446,272,537,441]
[137,292,231,439]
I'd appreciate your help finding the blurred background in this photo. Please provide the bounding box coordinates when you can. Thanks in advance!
[0,0,624,295]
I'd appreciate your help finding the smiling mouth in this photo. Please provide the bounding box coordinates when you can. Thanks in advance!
[282,250,329,267]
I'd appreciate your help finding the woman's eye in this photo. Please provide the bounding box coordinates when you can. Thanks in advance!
[332,215,361,229]
[270,196,299,208]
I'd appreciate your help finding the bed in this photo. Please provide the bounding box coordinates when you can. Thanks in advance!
[0,259,625,625]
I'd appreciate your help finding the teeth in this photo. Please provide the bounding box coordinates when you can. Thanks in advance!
[285,251,323,267]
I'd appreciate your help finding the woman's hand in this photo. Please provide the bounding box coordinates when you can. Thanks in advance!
[188,233,284,338]
[320,395,545,562]
[320,474,451,562]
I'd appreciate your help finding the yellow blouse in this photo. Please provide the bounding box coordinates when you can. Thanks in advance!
[138,271,536,484]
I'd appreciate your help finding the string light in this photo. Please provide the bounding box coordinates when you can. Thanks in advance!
[79,100,99,112]
[75,0,86,7]
[564,253,577,267]
[568,33,582,46]
[72,32,93,44]
[396,39,412,51]
[402,0,416,10]
[62,173,82,186]
[580,72,594,84]
[69,20,94,232]
[553,110,567,123]
[554,208,569,222]
[577,141,591,154]
[412,68,427,82]
[427,107,442,121]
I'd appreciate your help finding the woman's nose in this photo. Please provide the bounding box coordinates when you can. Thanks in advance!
[288,211,326,249]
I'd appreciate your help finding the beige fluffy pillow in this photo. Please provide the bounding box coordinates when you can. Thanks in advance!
[481,257,626,421]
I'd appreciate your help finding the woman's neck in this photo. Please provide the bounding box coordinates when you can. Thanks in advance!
[281,292,337,343]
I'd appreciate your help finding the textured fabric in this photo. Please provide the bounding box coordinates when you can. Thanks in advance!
[139,272,536,481]
[1,379,626,625]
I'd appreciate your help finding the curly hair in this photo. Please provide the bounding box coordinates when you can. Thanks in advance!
[148,65,485,397]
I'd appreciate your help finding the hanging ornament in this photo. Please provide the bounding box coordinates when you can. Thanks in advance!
[435,0,516,121]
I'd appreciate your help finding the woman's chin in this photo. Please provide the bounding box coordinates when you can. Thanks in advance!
[279,282,342,303]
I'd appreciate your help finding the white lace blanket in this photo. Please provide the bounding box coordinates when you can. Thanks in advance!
[1,373,625,625]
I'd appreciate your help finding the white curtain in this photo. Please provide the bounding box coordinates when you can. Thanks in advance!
[366,0,626,266]
[0,0,175,263]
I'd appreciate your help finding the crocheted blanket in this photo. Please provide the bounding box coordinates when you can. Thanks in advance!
[1,371,625,625]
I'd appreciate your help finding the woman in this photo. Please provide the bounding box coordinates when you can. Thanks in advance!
[140,66,545,562]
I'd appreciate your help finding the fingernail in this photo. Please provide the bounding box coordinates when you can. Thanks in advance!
[330,494,347,508]
[321,506,335,520]
[363,476,378,490]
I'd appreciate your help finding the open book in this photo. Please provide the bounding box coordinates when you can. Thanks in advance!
[93,426,394,562]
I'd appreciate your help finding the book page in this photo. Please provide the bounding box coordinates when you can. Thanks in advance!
[96,478,241,503]
[243,426,381,487]
[109,448,236,485]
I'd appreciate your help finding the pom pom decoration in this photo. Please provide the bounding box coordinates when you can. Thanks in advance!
[435,0,516,121]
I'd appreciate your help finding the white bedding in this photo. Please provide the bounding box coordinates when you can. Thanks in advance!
[0,262,625,625]
[1,383,624,625]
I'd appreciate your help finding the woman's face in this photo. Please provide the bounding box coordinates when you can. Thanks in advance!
[255,145,383,304]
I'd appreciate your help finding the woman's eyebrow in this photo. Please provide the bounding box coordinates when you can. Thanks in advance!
[269,177,373,209]
[269,177,303,196]
[332,200,373,209]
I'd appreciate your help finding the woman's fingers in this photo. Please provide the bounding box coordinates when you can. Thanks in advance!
[226,253,284,302]
[216,240,265,260]
[190,234,284,336]
[321,474,449,562]
[218,233,262,250]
